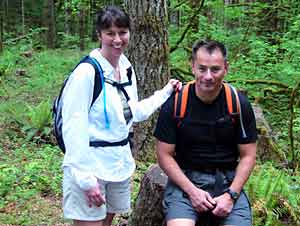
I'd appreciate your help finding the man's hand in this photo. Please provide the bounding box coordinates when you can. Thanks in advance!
[85,183,105,208]
[188,187,216,212]
[211,192,234,217]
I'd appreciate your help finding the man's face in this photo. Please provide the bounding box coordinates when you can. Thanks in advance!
[192,47,228,95]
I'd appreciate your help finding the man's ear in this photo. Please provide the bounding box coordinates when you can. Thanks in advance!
[224,60,229,74]
[191,61,195,74]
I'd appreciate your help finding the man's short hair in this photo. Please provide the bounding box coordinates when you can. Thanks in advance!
[191,40,227,62]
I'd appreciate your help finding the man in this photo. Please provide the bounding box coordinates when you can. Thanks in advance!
[154,40,257,226]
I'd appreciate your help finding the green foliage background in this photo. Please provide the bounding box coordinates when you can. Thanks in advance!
[0,0,300,225]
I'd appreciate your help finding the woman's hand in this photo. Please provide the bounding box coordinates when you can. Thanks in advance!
[169,79,182,92]
[85,182,106,207]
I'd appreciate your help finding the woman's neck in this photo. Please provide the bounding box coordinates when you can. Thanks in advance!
[99,48,120,68]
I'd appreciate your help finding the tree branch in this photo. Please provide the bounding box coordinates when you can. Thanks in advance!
[170,0,205,53]
[227,78,289,89]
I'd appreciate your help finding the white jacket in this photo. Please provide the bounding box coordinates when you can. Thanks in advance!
[61,49,173,190]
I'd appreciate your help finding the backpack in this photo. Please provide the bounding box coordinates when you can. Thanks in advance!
[52,56,133,153]
[173,80,247,138]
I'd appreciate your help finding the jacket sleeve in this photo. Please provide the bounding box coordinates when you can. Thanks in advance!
[61,63,98,191]
[127,71,174,122]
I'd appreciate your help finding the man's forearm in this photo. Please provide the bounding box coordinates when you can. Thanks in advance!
[230,143,256,193]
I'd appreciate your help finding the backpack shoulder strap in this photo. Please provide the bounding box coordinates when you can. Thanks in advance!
[81,56,104,107]
[174,80,195,119]
[223,82,247,138]
[223,82,240,116]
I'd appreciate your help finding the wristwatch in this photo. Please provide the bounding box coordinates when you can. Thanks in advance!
[225,188,240,202]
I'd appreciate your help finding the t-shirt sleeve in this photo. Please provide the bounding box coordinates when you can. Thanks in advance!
[236,92,258,144]
[153,93,177,144]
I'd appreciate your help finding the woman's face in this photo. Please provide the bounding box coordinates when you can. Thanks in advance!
[99,24,130,59]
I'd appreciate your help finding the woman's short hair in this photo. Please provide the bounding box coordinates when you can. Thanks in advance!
[96,5,130,33]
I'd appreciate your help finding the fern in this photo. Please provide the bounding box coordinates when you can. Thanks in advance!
[246,163,300,226]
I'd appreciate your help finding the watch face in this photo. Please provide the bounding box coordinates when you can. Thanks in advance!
[227,189,239,201]
[232,191,239,200]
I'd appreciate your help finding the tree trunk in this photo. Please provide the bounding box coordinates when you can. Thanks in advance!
[79,8,85,51]
[128,164,167,226]
[65,0,72,35]
[189,0,200,33]
[90,0,98,41]
[0,3,3,53]
[21,0,25,35]
[46,0,56,49]
[124,0,170,161]
[186,0,202,47]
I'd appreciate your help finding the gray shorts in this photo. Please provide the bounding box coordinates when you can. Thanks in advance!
[163,170,252,226]
[63,168,131,221]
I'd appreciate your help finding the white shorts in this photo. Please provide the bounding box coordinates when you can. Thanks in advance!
[63,168,131,221]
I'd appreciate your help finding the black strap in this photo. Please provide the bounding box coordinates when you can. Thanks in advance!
[111,82,130,101]
[213,169,224,197]
[82,56,104,107]
[90,136,129,147]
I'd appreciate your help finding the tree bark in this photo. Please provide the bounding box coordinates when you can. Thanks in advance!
[79,8,85,51]
[90,0,98,41]
[65,0,72,35]
[0,1,3,53]
[21,0,25,35]
[124,0,170,161]
[46,0,56,49]
[128,164,167,226]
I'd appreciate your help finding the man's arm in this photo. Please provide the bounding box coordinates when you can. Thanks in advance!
[229,142,256,193]
[212,142,256,216]
[156,140,216,212]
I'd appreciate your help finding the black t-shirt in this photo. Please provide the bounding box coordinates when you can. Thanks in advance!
[154,84,257,168]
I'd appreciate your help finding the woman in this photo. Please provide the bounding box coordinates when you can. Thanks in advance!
[61,5,181,226]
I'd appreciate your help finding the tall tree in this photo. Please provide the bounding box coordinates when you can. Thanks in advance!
[124,0,170,161]
[90,0,98,41]
[65,0,72,35]
[79,8,85,51]
[45,0,56,48]
[21,0,25,35]
[0,1,3,53]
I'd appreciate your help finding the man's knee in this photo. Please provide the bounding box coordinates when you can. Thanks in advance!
[167,218,195,226]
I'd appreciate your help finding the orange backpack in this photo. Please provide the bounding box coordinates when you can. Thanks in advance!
[173,80,247,138]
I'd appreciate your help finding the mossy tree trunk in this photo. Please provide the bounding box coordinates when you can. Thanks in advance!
[45,0,56,49]
[0,2,3,53]
[65,0,72,35]
[79,8,85,51]
[124,0,170,161]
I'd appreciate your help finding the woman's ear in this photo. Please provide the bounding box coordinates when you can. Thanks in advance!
[97,30,101,41]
